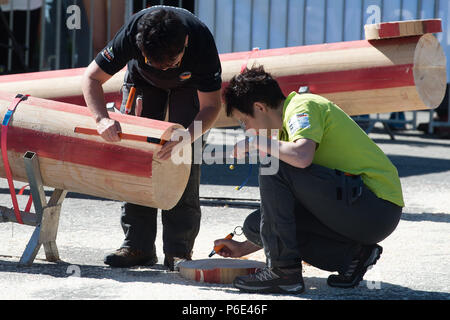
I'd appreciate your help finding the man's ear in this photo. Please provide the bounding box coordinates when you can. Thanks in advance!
[253,102,268,113]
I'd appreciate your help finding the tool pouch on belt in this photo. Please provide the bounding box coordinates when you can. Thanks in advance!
[335,170,364,206]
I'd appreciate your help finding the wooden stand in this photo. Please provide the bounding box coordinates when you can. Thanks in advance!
[0,151,67,266]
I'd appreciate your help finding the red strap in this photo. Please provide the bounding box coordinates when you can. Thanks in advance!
[1,94,31,224]
[18,185,33,213]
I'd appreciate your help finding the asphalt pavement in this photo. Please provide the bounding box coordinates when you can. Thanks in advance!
[0,111,449,301]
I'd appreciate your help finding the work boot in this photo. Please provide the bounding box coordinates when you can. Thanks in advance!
[327,244,383,288]
[164,252,192,271]
[233,266,305,295]
[104,247,158,268]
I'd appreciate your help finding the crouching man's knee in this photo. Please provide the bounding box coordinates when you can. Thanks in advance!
[243,209,264,248]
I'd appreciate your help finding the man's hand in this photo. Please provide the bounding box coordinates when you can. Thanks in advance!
[156,128,191,161]
[230,136,257,159]
[213,239,262,258]
[96,117,122,142]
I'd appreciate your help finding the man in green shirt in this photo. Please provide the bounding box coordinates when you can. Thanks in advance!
[216,66,404,295]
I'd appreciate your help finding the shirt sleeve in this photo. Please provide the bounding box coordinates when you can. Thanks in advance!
[285,101,324,144]
[94,24,135,76]
[193,31,222,92]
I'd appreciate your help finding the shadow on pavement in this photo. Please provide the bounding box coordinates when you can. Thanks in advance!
[388,155,450,178]
[401,212,450,223]
[1,258,448,300]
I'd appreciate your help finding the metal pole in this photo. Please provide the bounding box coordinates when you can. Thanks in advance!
[7,0,13,72]
[25,0,31,68]
[55,0,62,69]
[342,0,346,41]
[107,0,111,42]
[39,2,46,70]
[323,0,328,43]
[417,0,422,19]
[359,0,364,40]
[71,0,77,68]
[400,0,404,20]
[249,0,254,50]
[434,0,439,18]
[231,0,235,52]
[267,0,271,48]
[302,0,307,45]
[285,0,290,47]
[213,0,217,39]
[89,0,94,60]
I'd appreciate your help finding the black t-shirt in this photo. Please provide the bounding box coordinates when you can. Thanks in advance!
[95,6,222,92]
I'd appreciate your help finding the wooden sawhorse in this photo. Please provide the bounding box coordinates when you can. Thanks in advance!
[0,151,67,266]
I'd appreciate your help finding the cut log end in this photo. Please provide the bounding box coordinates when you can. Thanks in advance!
[413,34,447,109]
[178,258,266,284]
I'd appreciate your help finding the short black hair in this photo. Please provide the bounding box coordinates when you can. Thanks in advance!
[136,9,187,64]
[223,65,286,117]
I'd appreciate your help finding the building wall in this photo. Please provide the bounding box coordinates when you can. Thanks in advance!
[195,0,450,79]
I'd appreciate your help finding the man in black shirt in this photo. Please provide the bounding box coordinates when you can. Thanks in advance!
[81,6,222,270]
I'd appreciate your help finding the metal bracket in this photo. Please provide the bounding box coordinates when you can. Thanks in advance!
[0,151,68,266]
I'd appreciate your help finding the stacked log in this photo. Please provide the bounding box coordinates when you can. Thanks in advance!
[1,36,446,128]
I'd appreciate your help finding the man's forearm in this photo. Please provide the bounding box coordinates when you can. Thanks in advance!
[256,136,315,169]
[82,76,109,123]
[187,105,221,142]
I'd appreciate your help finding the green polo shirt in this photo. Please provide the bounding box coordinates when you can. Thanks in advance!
[279,92,404,207]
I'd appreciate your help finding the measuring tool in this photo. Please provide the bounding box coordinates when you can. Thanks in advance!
[74,127,166,145]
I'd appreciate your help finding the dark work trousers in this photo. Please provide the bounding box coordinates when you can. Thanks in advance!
[243,161,402,274]
[119,75,204,257]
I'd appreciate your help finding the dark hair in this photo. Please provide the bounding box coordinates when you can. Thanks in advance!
[136,9,187,64]
[223,65,286,117]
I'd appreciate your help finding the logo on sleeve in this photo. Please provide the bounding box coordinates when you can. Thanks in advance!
[179,71,192,81]
[288,113,310,135]
[101,47,114,62]
[214,67,222,80]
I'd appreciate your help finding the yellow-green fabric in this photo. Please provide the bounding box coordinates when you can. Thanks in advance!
[278,92,404,207]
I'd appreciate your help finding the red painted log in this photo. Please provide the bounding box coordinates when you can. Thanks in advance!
[0,33,446,128]
[0,91,191,210]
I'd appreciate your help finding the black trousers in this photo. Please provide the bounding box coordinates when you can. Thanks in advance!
[119,75,202,257]
[243,162,402,273]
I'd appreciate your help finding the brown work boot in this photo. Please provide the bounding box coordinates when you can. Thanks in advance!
[104,247,158,268]
[164,252,192,271]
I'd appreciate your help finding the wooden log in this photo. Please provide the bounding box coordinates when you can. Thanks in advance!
[0,91,191,210]
[217,34,446,127]
[365,19,442,40]
[178,258,266,284]
[0,33,446,128]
